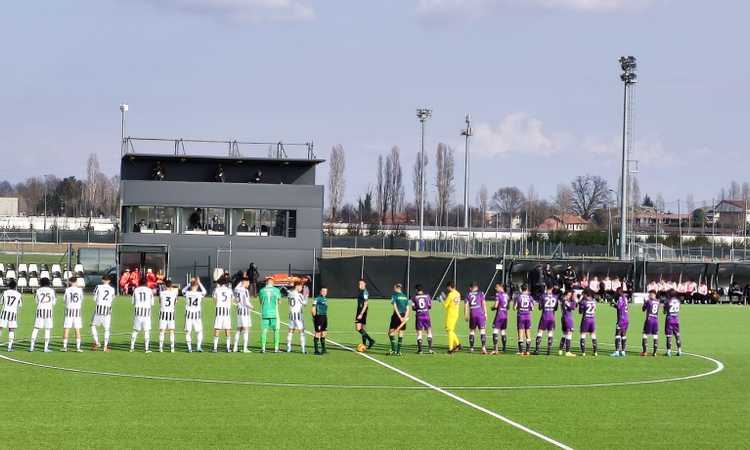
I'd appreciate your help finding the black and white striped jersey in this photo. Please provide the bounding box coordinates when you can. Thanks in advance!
[64,287,84,318]
[93,284,115,316]
[132,286,154,318]
[213,286,233,317]
[234,286,252,316]
[1,289,22,316]
[35,287,56,317]
[159,289,178,314]
[184,286,205,320]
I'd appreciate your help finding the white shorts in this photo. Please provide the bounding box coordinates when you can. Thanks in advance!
[133,316,152,332]
[236,315,251,329]
[91,314,112,329]
[288,319,305,330]
[184,318,203,333]
[213,316,231,330]
[34,318,54,329]
[0,319,17,329]
[159,320,176,330]
[64,317,82,330]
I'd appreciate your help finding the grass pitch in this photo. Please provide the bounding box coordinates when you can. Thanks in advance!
[0,293,746,449]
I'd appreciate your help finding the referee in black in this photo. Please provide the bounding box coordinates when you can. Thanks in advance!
[355,279,376,349]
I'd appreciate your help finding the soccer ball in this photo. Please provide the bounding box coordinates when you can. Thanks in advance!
[356,343,367,353]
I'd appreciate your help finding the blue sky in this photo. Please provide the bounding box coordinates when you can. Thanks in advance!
[1,0,747,209]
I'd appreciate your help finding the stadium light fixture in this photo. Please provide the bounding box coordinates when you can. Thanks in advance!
[416,108,432,244]
[618,56,637,261]
[461,113,472,233]
[120,103,129,154]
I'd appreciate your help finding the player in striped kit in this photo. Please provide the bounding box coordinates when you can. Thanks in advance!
[212,276,234,352]
[286,281,307,353]
[158,280,178,353]
[233,277,253,353]
[130,283,155,353]
[0,279,22,351]
[182,277,206,352]
[30,278,56,352]
[62,277,84,352]
[91,275,115,352]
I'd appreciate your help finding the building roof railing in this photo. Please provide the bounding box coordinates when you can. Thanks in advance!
[121,136,317,160]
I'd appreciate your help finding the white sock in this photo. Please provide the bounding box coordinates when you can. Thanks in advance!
[287,332,293,351]
[159,331,165,350]
[170,331,175,351]
[63,338,68,349]
[8,331,14,350]
[104,329,110,349]
[186,334,192,351]
[213,336,218,351]
[226,336,231,352]
[91,326,100,346]
[130,331,137,350]
[300,333,306,352]
[233,332,240,352]
[30,328,39,350]
[196,330,203,349]
[144,335,150,352]
[243,330,249,351]
[76,336,81,350]
[44,329,51,351]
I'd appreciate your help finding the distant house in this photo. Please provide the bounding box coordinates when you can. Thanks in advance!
[0,197,19,216]
[714,199,750,230]
[538,214,590,232]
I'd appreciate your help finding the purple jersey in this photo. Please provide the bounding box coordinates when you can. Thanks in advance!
[579,297,597,319]
[643,298,660,320]
[664,297,680,320]
[493,292,508,320]
[515,293,534,318]
[614,296,629,323]
[539,293,559,320]
[411,294,432,318]
[465,291,486,319]
[562,299,577,321]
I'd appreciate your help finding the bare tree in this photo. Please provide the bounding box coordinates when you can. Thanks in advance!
[570,175,609,220]
[477,184,488,228]
[554,183,573,215]
[629,176,641,211]
[327,145,346,221]
[729,180,741,199]
[375,155,386,223]
[412,153,428,217]
[434,143,455,226]
[386,146,404,223]
[492,187,525,228]
[742,182,750,202]
[655,193,666,212]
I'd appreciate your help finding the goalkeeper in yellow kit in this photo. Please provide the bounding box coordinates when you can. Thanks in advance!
[444,282,462,354]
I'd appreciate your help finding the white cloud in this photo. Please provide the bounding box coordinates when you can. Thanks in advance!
[141,0,316,23]
[582,134,678,165]
[473,113,561,156]
[416,0,658,20]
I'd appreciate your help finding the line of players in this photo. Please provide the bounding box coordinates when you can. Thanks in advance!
[356,279,683,357]
[0,274,333,355]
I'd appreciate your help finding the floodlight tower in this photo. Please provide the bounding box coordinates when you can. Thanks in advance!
[461,114,472,232]
[417,108,432,243]
[120,103,129,154]
[618,56,637,260]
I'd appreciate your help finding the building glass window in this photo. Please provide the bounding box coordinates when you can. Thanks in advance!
[125,206,176,233]
[181,207,227,235]
[233,209,296,237]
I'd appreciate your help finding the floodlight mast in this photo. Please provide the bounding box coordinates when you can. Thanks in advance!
[417,108,432,244]
[618,56,637,260]
[461,114,472,233]
[120,103,128,154]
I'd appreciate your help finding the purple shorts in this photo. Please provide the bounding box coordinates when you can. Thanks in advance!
[517,316,531,330]
[493,315,507,330]
[665,319,680,335]
[561,317,574,333]
[616,320,629,335]
[469,315,486,330]
[580,318,596,334]
[643,318,658,335]
[538,316,555,332]
[415,315,431,331]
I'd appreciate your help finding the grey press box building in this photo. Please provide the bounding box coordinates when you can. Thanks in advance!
[118,151,324,286]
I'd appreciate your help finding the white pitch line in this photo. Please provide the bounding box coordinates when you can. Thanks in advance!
[252,312,574,450]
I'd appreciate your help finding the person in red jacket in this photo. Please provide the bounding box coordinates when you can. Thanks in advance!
[145,268,157,291]
[119,268,132,294]
[129,267,141,290]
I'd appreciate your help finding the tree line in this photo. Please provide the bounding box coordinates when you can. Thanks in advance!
[327,144,614,231]
[0,154,119,218]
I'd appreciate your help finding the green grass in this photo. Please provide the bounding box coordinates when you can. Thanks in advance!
[0,293,746,449]
[0,252,68,266]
